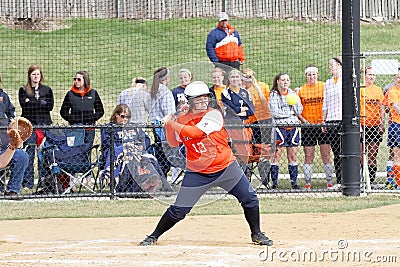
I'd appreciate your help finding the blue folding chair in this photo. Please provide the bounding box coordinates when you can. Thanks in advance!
[37,128,100,195]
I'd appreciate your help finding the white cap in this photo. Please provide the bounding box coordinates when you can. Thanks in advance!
[184,81,210,99]
[218,12,229,21]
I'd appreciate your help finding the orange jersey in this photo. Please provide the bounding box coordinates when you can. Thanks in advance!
[165,108,235,174]
[211,85,226,109]
[387,86,400,124]
[246,81,271,121]
[360,84,384,126]
[298,81,325,124]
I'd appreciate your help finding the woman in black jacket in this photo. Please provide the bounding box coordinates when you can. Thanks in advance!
[19,64,54,189]
[60,70,104,147]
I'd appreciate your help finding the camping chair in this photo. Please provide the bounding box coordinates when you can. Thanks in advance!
[226,125,271,189]
[36,128,100,195]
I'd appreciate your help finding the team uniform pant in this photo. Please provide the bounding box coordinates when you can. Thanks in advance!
[168,161,258,220]
[149,161,261,238]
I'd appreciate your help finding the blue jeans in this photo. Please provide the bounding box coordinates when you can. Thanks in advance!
[22,132,37,189]
[0,149,29,193]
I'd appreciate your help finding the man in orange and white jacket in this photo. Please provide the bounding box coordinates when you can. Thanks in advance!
[206,12,245,71]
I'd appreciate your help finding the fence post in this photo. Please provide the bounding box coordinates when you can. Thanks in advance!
[342,0,361,196]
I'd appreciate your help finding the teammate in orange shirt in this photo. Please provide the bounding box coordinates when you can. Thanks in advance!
[298,65,333,189]
[209,67,226,110]
[360,66,385,188]
[139,81,273,246]
[386,73,400,190]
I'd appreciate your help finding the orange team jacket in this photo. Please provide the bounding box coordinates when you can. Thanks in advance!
[246,81,271,121]
[165,108,236,174]
[214,26,245,62]
[298,81,325,124]
[360,84,384,127]
[387,86,400,124]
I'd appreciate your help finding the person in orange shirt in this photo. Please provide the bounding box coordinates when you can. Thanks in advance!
[241,68,272,188]
[139,81,273,246]
[386,73,400,190]
[360,66,385,188]
[298,65,333,189]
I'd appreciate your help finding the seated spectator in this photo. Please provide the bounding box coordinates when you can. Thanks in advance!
[101,104,143,192]
[101,104,170,194]
[0,118,29,198]
[0,73,29,197]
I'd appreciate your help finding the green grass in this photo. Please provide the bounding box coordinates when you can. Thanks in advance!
[0,195,399,220]
[1,18,400,220]
[2,18,400,122]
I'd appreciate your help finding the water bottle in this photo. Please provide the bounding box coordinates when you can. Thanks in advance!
[387,161,393,185]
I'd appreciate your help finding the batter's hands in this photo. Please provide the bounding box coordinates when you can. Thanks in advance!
[160,113,175,125]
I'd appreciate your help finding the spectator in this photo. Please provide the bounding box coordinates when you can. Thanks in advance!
[170,69,193,183]
[382,69,400,188]
[268,72,305,190]
[0,73,15,122]
[385,70,400,190]
[209,67,226,110]
[360,66,384,189]
[18,64,54,189]
[60,70,104,147]
[117,77,151,124]
[101,104,146,192]
[221,69,255,179]
[149,67,176,177]
[322,57,343,190]
[206,12,245,73]
[222,69,254,122]
[139,81,273,247]
[298,65,333,189]
[171,69,192,108]
[0,77,29,197]
[241,68,273,188]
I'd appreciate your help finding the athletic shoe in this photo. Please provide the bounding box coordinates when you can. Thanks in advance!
[272,184,278,190]
[327,183,333,189]
[331,183,342,190]
[251,232,273,246]
[304,183,311,190]
[292,184,300,190]
[139,235,157,246]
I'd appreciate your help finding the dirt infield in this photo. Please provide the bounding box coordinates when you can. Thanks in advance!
[1,204,399,266]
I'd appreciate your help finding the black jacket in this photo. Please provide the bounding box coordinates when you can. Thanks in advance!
[19,85,54,125]
[60,89,104,125]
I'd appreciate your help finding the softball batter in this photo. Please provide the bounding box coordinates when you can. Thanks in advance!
[139,81,273,246]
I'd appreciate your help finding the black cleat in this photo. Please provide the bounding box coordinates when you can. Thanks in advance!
[139,235,157,246]
[251,232,273,246]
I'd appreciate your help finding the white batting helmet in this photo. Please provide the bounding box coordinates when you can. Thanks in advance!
[184,81,211,99]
